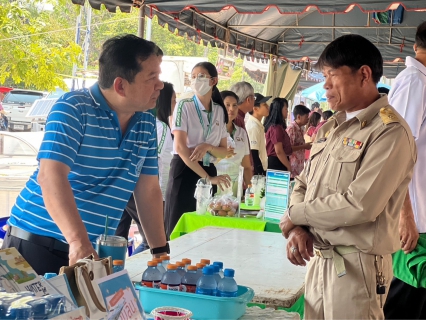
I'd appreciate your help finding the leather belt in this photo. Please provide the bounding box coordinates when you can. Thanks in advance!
[8,226,69,253]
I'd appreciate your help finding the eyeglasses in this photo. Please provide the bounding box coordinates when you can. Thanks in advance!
[191,73,213,80]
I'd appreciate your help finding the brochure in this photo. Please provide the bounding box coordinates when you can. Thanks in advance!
[95,270,145,320]
[264,169,291,220]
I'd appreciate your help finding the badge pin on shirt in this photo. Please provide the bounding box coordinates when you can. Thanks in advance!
[343,137,363,149]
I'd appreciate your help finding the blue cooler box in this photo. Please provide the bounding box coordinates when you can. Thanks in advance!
[135,284,254,320]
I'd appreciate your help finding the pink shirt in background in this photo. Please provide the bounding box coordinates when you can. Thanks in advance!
[305,126,317,160]
[286,121,305,178]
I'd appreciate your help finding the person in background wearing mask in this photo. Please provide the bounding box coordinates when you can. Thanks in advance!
[230,81,255,130]
[115,82,176,254]
[215,90,252,197]
[264,98,292,172]
[286,104,312,179]
[164,62,233,238]
[246,93,271,175]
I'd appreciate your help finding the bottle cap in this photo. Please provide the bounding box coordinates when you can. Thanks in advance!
[113,260,124,266]
[175,261,185,267]
[212,265,220,273]
[147,261,157,267]
[161,255,170,261]
[43,273,57,280]
[167,264,177,270]
[153,258,162,263]
[196,263,206,269]
[224,268,235,278]
[202,266,214,275]
[213,261,223,269]
[187,265,197,271]
[182,258,191,265]
[200,259,210,265]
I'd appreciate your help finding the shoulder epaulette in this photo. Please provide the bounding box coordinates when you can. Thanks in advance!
[379,107,400,125]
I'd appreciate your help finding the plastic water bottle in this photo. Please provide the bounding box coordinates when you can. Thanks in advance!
[161,255,171,270]
[213,261,224,278]
[161,264,181,291]
[212,264,222,284]
[153,258,166,275]
[175,261,187,278]
[182,258,192,270]
[181,266,199,293]
[142,261,162,288]
[200,259,210,266]
[196,266,217,296]
[196,263,206,277]
[245,185,254,206]
[217,268,238,297]
[112,260,124,273]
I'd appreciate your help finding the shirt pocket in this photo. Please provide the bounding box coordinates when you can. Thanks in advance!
[306,142,326,183]
[328,147,362,192]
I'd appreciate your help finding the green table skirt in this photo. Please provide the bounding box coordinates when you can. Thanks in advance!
[170,212,281,240]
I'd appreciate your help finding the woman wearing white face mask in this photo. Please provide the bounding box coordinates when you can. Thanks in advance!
[164,62,233,238]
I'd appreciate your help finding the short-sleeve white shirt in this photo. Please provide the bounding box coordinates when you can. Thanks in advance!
[245,114,267,170]
[156,119,173,200]
[172,95,228,156]
[215,124,250,180]
[388,56,426,232]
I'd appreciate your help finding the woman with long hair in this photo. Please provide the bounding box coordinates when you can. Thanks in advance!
[264,98,292,172]
[215,90,252,196]
[156,82,176,200]
[164,62,233,238]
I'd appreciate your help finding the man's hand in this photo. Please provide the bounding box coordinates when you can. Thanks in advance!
[69,240,98,265]
[190,143,211,161]
[400,214,419,254]
[286,226,314,266]
[280,212,296,238]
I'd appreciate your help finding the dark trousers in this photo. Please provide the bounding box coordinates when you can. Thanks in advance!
[1,230,68,276]
[267,155,289,172]
[164,155,217,239]
[384,277,426,319]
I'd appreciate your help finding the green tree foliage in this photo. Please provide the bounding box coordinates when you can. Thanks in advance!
[0,0,81,91]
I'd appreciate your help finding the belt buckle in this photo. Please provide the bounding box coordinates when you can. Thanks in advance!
[314,249,323,258]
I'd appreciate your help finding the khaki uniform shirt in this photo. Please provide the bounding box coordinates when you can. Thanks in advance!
[289,95,417,255]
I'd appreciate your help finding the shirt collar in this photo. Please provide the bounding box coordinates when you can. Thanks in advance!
[406,56,426,76]
[88,83,113,112]
[248,114,263,127]
[331,94,389,129]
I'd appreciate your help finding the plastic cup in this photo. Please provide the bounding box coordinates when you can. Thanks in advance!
[96,235,128,262]
[151,307,192,320]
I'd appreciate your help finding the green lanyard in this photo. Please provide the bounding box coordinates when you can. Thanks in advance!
[157,121,168,154]
[230,124,237,139]
[193,96,215,141]
[193,96,215,166]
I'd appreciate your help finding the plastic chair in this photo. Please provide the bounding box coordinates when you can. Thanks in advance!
[0,217,9,239]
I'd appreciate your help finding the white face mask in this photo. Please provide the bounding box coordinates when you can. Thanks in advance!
[191,78,212,96]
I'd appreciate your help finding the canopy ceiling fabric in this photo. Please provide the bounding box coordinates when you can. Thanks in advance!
[72,1,426,77]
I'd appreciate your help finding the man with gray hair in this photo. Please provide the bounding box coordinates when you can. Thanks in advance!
[230,81,255,130]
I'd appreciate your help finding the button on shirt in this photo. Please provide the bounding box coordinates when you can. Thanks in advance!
[172,96,228,159]
[9,84,159,242]
[389,56,426,232]
[289,95,417,255]
[216,124,250,181]
[246,114,267,171]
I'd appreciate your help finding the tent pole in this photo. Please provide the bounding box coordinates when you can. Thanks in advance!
[138,5,146,38]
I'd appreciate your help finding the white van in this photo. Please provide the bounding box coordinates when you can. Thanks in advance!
[3,90,45,131]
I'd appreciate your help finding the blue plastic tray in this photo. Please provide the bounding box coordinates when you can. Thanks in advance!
[135,284,254,320]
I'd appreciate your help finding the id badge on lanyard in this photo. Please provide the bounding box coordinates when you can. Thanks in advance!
[193,96,215,166]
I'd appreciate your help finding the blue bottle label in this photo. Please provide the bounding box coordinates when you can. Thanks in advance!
[196,288,217,296]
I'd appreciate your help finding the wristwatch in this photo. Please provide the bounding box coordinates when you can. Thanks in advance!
[150,243,170,255]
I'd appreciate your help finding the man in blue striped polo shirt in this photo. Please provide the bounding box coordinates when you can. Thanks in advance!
[2,35,169,275]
